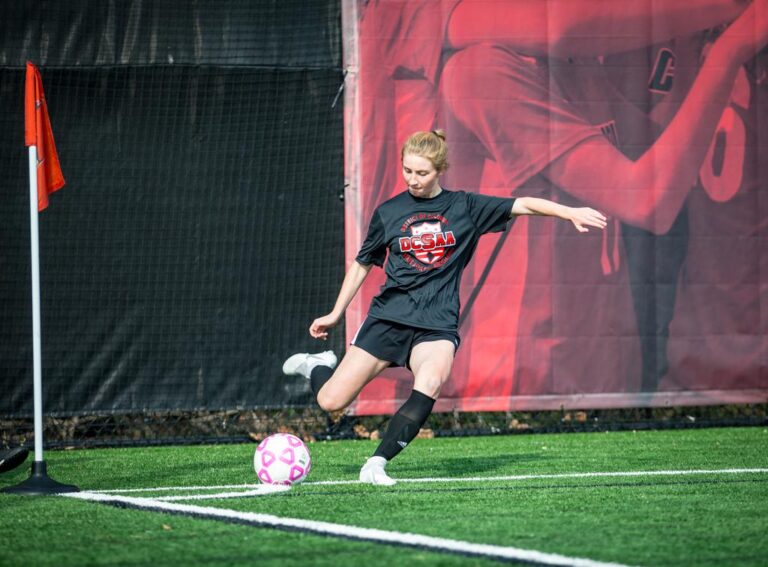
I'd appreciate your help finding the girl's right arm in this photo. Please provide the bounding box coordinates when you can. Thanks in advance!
[309,261,374,340]
[543,0,768,234]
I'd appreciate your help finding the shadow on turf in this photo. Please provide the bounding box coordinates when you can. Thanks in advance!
[295,477,768,498]
[16,451,251,492]
[341,453,548,477]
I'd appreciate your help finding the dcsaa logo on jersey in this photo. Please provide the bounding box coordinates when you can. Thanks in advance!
[399,220,456,268]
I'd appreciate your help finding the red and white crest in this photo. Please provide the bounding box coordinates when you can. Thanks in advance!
[411,221,446,265]
[398,219,457,269]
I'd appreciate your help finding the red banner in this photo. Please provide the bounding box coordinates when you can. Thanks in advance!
[25,61,65,211]
[343,0,768,414]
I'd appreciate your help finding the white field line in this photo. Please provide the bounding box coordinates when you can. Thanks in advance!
[154,485,291,501]
[64,491,633,567]
[91,483,261,494]
[89,467,768,495]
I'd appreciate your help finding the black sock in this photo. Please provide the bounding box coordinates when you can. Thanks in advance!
[373,390,435,461]
[310,365,334,398]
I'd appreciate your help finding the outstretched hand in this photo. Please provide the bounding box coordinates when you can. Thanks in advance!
[569,207,608,233]
[309,313,341,340]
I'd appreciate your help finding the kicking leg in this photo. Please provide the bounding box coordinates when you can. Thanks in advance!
[283,346,389,412]
[315,346,391,412]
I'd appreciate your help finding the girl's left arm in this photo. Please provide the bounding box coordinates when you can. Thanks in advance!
[511,196,607,233]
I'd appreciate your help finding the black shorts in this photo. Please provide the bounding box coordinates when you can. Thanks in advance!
[351,316,460,368]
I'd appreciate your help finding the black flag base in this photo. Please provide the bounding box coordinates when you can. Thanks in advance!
[2,461,79,495]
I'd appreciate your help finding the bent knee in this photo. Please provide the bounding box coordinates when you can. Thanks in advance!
[415,374,448,399]
[316,389,351,413]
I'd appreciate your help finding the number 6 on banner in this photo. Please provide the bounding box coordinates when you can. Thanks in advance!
[699,67,749,203]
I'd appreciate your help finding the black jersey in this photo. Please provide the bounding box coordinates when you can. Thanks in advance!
[356,189,516,331]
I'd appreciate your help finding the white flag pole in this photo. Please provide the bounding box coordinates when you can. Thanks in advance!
[28,145,44,464]
[2,144,78,495]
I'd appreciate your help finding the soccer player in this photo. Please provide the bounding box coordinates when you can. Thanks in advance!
[440,0,767,394]
[283,130,606,485]
[353,0,759,405]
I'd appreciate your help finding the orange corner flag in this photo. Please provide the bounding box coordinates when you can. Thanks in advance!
[25,62,65,211]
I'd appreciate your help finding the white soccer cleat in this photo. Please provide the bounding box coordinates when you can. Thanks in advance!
[359,456,397,486]
[282,350,337,379]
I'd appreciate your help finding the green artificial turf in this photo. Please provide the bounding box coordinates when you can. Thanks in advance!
[1,427,766,566]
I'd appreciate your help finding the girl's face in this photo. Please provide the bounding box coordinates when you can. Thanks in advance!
[402,153,441,198]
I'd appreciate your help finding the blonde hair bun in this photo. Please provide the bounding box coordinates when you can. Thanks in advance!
[401,130,449,173]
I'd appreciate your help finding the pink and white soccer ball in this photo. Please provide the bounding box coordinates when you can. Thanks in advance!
[254,433,312,485]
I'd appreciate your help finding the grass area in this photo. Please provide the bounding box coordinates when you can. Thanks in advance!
[1,427,766,566]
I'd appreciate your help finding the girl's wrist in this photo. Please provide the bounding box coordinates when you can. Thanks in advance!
[330,309,344,320]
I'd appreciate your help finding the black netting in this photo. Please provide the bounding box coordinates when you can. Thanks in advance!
[0,1,345,421]
[0,0,340,68]
[1,406,765,449]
